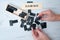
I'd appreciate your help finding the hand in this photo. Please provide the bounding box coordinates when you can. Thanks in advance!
[32,28,50,40]
[38,9,57,21]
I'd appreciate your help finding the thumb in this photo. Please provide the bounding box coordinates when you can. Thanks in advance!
[36,28,43,34]
[38,12,43,17]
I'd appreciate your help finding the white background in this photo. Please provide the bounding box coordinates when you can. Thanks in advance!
[0,0,60,40]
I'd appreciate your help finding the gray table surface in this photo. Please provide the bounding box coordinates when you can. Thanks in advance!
[0,0,60,40]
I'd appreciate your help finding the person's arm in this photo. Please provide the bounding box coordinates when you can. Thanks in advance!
[38,9,60,21]
[32,28,50,40]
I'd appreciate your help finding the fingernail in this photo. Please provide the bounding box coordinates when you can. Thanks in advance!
[37,27,42,31]
[31,28,33,30]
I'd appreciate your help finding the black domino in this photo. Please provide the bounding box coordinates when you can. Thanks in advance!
[41,22,47,29]
[19,12,27,18]
[6,5,17,13]
[9,20,18,26]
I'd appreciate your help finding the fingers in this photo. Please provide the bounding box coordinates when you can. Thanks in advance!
[38,12,47,20]
[32,28,37,38]
[38,9,51,16]
[32,28,43,37]
[38,9,52,21]
[38,10,49,16]
[32,28,50,40]
[36,28,43,34]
